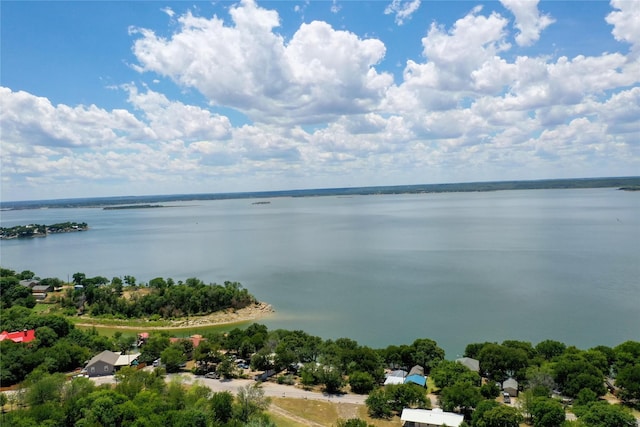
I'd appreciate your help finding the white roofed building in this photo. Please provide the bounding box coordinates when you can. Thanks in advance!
[400,408,464,427]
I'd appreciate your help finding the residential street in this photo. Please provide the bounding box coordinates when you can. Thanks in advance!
[89,373,368,405]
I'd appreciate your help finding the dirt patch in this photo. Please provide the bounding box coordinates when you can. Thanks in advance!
[75,302,274,330]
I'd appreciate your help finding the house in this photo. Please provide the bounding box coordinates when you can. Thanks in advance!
[19,279,39,288]
[384,369,407,385]
[503,378,519,397]
[455,357,480,372]
[401,408,464,427]
[405,365,427,387]
[170,334,204,348]
[85,350,140,377]
[31,284,53,300]
[0,329,36,344]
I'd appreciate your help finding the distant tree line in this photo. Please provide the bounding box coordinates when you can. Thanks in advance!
[65,273,256,319]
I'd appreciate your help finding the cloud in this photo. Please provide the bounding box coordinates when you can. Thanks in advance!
[500,0,555,46]
[131,0,392,125]
[384,0,421,26]
[2,1,639,200]
[606,0,640,52]
[124,85,232,141]
[0,87,144,149]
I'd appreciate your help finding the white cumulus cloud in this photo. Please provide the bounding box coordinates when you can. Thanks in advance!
[500,0,555,46]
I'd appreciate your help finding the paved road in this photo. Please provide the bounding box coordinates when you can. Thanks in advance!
[88,373,367,405]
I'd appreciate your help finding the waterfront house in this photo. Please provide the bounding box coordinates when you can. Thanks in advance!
[400,408,464,427]
[404,365,427,387]
[503,377,519,396]
[455,357,480,372]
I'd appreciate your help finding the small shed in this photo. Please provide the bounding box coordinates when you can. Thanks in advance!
[503,377,519,396]
[400,408,464,427]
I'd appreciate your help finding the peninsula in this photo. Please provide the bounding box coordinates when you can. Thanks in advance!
[0,221,88,239]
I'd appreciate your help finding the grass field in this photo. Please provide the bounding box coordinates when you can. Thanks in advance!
[268,398,401,427]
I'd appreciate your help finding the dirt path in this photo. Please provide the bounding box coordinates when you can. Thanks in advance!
[269,403,326,427]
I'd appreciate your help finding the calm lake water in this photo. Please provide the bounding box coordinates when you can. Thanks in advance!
[1,188,639,356]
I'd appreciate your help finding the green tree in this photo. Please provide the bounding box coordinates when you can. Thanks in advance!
[160,345,187,373]
[24,372,66,407]
[478,343,529,381]
[578,401,636,427]
[431,359,480,389]
[471,399,501,426]
[210,391,234,424]
[553,351,606,397]
[387,383,430,412]
[473,400,523,427]
[439,380,481,417]
[319,366,344,394]
[480,382,500,399]
[529,396,566,427]
[235,383,271,423]
[615,364,640,403]
[365,388,392,418]
[349,371,375,394]
[0,392,7,412]
[216,356,237,379]
[409,338,445,372]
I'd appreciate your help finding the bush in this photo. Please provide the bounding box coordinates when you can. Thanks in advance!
[349,371,375,394]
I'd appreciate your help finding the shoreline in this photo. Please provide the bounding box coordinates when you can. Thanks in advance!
[74,301,274,331]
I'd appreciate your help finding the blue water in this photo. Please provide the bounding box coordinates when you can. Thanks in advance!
[1,188,638,356]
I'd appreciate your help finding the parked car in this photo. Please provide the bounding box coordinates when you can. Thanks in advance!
[503,392,511,404]
[204,372,219,379]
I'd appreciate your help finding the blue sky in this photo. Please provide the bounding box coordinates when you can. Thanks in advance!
[1,0,638,201]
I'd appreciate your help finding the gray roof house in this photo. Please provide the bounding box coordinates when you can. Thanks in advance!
[503,378,519,396]
[85,350,141,377]
[86,350,119,377]
[455,357,480,372]
[20,279,40,288]
[31,284,53,300]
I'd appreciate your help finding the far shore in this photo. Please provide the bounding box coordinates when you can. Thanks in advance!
[73,301,274,332]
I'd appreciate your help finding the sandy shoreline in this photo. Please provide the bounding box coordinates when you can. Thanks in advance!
[74,301,274,331]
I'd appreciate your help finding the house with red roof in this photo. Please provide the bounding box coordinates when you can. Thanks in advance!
[170,334,204,348]
[0,329,36,344]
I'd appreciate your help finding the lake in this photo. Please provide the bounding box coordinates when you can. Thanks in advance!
[1,188,638,356]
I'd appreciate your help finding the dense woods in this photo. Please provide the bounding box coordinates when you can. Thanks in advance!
[1,267,638,427]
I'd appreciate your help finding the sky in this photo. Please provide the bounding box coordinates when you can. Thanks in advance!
[1,0,639,201]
